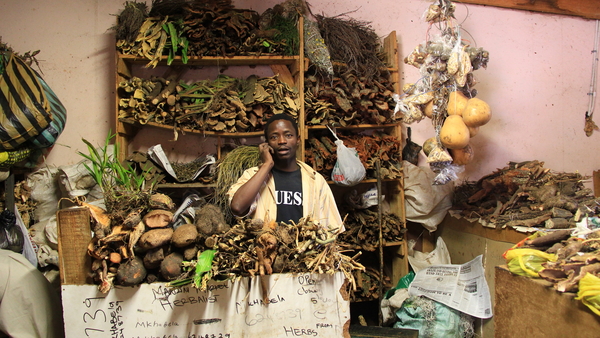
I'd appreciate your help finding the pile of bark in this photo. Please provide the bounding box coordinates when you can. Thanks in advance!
[305,130,403,180]
[304,64,397,127]
[118,74,299,133]
[85,195,365,293]
[451,160,600,230]
[115,0,296,63]
[338,209,406,251]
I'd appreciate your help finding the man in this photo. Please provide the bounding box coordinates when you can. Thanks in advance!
[228,113,343,231]
[0,249,65,338]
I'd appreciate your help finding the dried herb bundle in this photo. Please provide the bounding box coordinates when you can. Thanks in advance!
[316,14,387,80]
[213,145,261,223]
[114,1,149,43]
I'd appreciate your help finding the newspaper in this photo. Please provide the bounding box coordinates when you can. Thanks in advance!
[147,144,215,182]
[408,254,493,318]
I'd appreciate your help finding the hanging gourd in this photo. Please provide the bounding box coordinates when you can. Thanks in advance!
[462,97,492,127]
[440,115,470,149]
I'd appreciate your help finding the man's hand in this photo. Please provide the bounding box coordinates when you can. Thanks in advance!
[259,142,274,166]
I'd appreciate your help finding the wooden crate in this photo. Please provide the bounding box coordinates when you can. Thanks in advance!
[56,207,92,285]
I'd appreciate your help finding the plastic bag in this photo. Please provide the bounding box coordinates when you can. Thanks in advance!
[402,127,422,166]
[576,273,600,316]
[504,248,556,277]
[393,295,474,338]
[0,209,23,252]
[329,127,365,186]
[408,236,451,273]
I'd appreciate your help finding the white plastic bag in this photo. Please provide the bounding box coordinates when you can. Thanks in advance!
[329,127,365,186]
[407,236,451,273]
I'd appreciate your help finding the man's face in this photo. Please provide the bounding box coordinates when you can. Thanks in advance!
[266,119,299,161]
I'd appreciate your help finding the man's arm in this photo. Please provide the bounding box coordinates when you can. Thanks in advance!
[229,143,274,216]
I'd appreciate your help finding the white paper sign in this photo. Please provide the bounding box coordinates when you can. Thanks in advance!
[408,255,493,319]
[62,272,349,338]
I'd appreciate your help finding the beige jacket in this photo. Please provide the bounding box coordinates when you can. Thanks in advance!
[227,161,344,231]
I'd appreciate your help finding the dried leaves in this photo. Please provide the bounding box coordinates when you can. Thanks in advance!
[118,74,299,133]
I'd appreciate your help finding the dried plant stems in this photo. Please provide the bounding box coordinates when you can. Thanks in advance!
[316,15,387,80]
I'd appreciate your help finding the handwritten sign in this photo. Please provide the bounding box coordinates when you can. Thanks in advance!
[62,272,349,337]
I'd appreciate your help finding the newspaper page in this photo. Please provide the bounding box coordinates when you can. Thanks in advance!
[408,255,492,318]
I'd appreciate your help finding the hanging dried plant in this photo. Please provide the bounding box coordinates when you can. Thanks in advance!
[113,1,149,43]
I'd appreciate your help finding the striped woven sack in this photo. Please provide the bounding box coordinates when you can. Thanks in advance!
[0,52,53,151]
[27,70,67,149]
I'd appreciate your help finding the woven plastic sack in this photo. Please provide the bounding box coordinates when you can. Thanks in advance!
[394,295,473,338]
[0,52,53,150]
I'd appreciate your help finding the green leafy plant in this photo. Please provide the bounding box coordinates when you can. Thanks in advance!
[78,131,153,214]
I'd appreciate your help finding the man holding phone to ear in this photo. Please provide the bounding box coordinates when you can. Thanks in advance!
[228,113,343,231]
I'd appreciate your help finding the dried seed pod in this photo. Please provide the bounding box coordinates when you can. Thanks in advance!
[160,252,184,281]
[116,256,147,286]
[138,228,174,250]
[143,209,173,228]
[149,193,175,210]
[172,223,198,248]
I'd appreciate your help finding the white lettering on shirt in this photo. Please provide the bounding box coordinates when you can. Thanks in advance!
[276,191,302,205]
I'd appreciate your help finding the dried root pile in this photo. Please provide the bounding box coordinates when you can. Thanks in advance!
[86,194,365,293]
[338,209,406,251]
[209,217,364,287]
[118,74,299,133]
[305,130,402,180]
[451,160,600,230]
[114,0,299,67]
[304,64,396,127]
[352,267,391,302]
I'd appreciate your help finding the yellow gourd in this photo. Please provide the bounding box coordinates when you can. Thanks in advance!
[468,126,479,138]
[424,100,434,118]
[447,91,469,116]
[462,97,492,127]
[440,115,470,149]
[449,144,474,165]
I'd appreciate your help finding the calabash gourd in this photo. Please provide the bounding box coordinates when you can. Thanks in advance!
[468,125,479,138]
[440,115,470,149]
[449,144,474,165]
[462,97,491,127]
[447,91,469,116]
[424,100,434,118]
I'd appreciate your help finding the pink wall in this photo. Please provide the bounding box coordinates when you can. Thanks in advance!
[0,0,598,183]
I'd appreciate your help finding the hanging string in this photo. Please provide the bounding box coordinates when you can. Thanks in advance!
[584,20,600,137]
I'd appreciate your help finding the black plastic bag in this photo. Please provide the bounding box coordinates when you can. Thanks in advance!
[402,127,422,166]
[0,209,23,253]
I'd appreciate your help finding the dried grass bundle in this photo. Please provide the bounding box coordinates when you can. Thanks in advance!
[212,146,260,223]
[316,14,387,80]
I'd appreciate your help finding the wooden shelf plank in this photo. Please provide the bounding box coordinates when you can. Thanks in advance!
[118,54,300,66]
[459,0,600,20]
[119,118,265,138]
